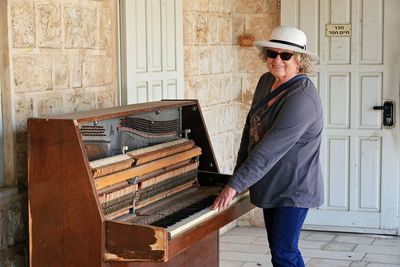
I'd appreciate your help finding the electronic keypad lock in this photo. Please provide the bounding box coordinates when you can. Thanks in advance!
[373,100,394,127]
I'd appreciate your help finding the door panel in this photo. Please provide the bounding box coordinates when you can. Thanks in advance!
[120,0,183,104]
[281,0,400,233]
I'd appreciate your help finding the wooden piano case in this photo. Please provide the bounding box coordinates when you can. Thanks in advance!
[28,100,254,267]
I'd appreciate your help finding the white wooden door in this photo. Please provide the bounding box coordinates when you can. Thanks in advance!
[281,0,400,234]
[119,0,184,104]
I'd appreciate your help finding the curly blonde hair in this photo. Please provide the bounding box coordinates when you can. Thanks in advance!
[295,53,313,74]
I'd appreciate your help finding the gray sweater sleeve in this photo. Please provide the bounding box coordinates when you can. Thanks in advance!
[228,91,318,193]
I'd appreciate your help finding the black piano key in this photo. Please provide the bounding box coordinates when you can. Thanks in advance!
[151,195,217,228]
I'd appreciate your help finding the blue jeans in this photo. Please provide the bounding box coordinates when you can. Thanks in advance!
[263,207,308,267]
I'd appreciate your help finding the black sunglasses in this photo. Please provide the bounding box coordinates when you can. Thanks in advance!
[265,49,294,61]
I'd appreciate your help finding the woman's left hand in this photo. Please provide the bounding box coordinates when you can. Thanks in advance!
[211,185,237,211]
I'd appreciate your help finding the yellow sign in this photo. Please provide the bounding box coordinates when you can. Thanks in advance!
[326,24,352,37]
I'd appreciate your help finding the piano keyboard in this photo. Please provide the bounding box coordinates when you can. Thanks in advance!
[154,191,249,238]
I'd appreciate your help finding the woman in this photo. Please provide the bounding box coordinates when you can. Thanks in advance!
[212,26,324,266]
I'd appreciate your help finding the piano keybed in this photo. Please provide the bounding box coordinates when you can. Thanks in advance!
[90,136,240,237]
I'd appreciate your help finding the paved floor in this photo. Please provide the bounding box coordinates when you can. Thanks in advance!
[220,226,400,267]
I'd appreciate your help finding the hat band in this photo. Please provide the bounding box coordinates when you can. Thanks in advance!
[269,39,306,50]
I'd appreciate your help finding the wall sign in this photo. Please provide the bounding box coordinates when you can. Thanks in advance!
[326,24,352,37]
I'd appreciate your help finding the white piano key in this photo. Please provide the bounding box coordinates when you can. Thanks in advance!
[168,191,250,238]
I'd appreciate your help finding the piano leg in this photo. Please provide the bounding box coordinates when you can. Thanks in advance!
[106,231,219,267]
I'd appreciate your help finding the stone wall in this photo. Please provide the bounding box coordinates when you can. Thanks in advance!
[183,0,278,174]
[183,0,279,227]
[0,0,117,265]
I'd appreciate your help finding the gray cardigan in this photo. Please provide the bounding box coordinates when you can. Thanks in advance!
[228,72,324,208]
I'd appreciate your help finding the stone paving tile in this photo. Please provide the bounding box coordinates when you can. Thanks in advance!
[372,238,400,247]
[299,239,327,249]
[350,261,368,267]
[335,234,376,245]
[354,244,400,255]
[252,236,268,245]
[220,242,268,254]
[220,227,400,267]
[220,251,269,263]
[220,234,259,244]
[306,258,352,267]
[225,226,267,237]
[305,232,337,242]
[241,261,273,267]
[324,241,357,251]
[362,253,400,265]
[366,263,400,267]
[220,260,244,267]
[301,248,365,261]
[301,230,313,239]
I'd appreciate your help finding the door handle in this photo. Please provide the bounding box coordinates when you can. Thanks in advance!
[373,100,394,127]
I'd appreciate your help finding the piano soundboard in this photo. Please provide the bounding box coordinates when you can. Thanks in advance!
[28,100,254,267]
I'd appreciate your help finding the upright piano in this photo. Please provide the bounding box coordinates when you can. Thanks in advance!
[28,100,254,267]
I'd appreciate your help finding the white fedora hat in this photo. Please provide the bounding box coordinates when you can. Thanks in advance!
[255,26,319,62]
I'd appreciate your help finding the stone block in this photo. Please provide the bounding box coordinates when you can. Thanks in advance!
[53,55,69,89]
[82,55,112,86]
[183,13,196,45]
[236,102,250,129]
[210,133,224,166]
[217,104,228,134]
[13,55,52,91]
[184,47,199,75]
[221,76,233,102]
[195,14,208,45]
[219,16,231,44]
[36,95,63,116]
[226,103,236,131]
[14,97,33,131]
[199,49,211,75]
[220,0,232,13]
[236,46,265,73]
[0,210,3,250]
[208,15,219,45]
[11,2,35,48]
[96,89,114,108]
[209,0,221,12]
[237,208,264,227]
[183,0,209,12]
[202,106,219,136]
[211,48,223,74]
[69,55,82,88]
[37,4,61,48]
[245,16,275,41]
[241,72,263,103]
[232,16,245,45]
[38,0,64,3]
[232,0,271,14]
[65,90,96,112]
[224,132,234,161]
[98,8,112,50]
[223,160,234,175]
[16,150,28,188]
[81,8,97,48]
[224,47,233,73]
[186,76,207,105]
[232,77,242,101]
[64,7,81,48]
[7,201,27,247]
[207,76,222,105]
